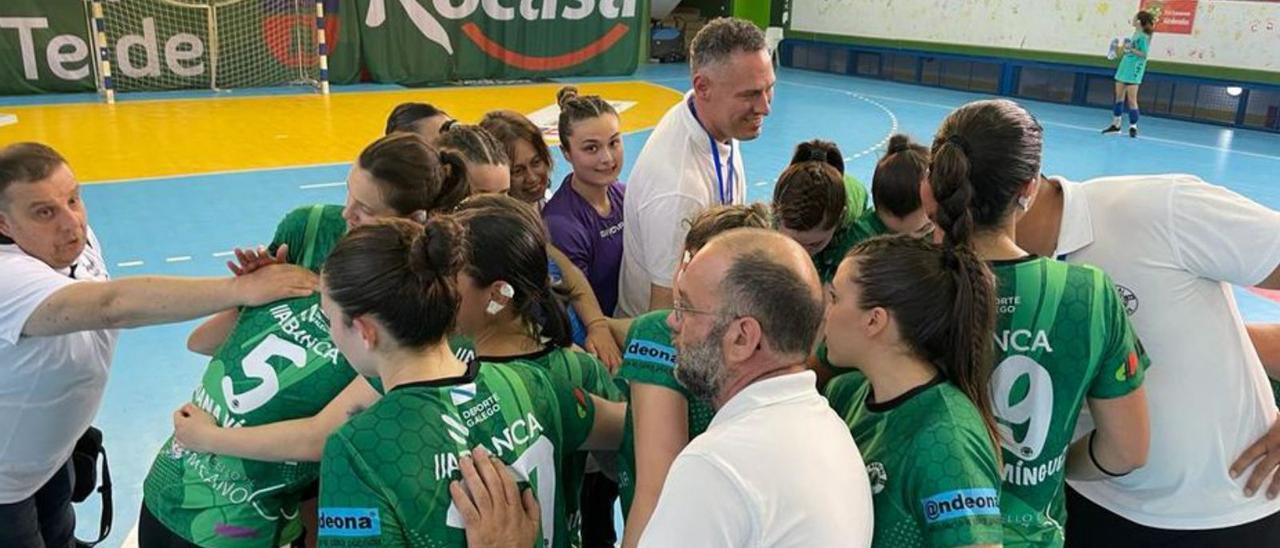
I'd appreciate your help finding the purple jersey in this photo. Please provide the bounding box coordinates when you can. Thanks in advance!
[543,175,626,316]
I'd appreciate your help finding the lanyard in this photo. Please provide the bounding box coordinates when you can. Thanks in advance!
[687,97,735,205]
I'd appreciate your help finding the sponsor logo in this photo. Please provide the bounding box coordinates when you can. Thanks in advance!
[997,295,1021,315]
[367,0,636,71]
[993,329,1054,353]
[1115,284,1139,316]
[1115,351,1141,382]
[460,393,501,427]
[433,412,546,479]
[921,488,1000,524]
[318,508,381,537]
[625,340,676,368]
[572,387,589,419]
[866,462,887,495]
[441,413,470,446]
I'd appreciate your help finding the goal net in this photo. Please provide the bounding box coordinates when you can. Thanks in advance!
[93,0,325,95]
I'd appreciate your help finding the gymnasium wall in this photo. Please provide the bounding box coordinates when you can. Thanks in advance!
[789,0,1280,79]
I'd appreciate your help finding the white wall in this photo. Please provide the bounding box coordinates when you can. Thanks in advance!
[792,0,1280,72]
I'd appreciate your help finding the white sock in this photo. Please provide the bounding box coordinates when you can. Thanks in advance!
[1112,116,1122,126]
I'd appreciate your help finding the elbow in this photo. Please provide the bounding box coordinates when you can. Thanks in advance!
[1108,432,1150,474]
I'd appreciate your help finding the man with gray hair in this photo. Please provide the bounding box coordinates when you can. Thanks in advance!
[618,17,775,317]
[636,229,874,547]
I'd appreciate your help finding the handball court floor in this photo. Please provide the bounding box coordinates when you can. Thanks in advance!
[2,62,1279,547]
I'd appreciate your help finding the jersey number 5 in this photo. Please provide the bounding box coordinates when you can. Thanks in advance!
[223,334,307,414]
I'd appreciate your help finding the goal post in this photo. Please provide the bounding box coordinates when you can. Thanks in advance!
[89,0,329,101]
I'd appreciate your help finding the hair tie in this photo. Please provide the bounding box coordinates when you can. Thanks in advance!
[807,148,828,163]
[940,245,962,269]
[440,119,457,133]
[946,134,970,155]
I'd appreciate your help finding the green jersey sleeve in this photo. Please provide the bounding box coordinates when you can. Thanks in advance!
[317,432,402,547]
[905,419,1004,547]
[1088,272,1149,399]
[844,173,870,219]
[566,350,623,402]
[540,370,596,452]
[617,311,687,397]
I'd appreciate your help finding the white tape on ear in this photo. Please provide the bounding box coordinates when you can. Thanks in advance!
[486,300,506,315]
[498,282,515,298]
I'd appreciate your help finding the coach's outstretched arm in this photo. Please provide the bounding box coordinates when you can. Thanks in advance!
[21,264,316,338]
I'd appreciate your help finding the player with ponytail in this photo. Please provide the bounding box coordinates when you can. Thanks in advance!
[773,139,869,284]
[1103,11,1155,137]
[925,99,1151,547]
[823,233,1004,548]
[316,216,623,547]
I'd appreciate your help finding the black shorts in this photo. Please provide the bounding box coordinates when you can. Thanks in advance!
[1065,485,1280,547]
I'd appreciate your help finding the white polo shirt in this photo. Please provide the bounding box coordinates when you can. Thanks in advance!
[639,371,874,547]
[1058,175,1280,529]
[0,227,117,503]
[617,91,747,317]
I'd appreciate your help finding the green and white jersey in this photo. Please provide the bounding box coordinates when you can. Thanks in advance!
[826,373,1003,547]
[614,310,715,516]
[317,360,595,548]
[485,345,622,545]
[990,257,1148,547]
[143,204,353,547]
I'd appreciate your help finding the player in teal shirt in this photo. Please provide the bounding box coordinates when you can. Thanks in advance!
[928,99,1151,547]
[824,235,1004,547]
[1103,11,1155,137]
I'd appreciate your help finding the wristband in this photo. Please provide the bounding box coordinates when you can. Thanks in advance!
[1088,430,1129,478]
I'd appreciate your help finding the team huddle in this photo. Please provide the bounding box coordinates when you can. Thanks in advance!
[2,14,1280,548]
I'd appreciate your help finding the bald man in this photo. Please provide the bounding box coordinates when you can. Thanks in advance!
[636,229,874,547]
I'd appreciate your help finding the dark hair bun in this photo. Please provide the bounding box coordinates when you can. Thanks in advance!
[409,215,466,284]
[886,134,914,155]
[556,86,580,108]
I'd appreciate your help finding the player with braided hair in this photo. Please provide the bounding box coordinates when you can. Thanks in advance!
[923,99,1151,547]
[774,140,868,284]
[436,123,511,196]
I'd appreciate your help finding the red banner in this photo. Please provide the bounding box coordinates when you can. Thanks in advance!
[1139,0,1198,34]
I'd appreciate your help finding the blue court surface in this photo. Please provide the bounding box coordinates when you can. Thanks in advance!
[10,62,1275,545]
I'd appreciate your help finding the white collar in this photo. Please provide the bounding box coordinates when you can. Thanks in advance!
[1051,176,1094,258]
[711,370,818,427]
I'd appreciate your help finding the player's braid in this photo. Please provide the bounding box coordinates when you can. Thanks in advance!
[929,137,976,248]
[771,161,845,231]
[944,243,1002,464]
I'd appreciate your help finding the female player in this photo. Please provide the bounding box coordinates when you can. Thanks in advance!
[1102,11,1155,138]
[867,134,935,239]
[314,215,623,547]
[139,205,350,548]
[823,234,1004,547]
[543,85,627,317]
[773,140,871,284]
[616,204,772,548]
[384,102,455,141]
[480,110,554,206]
[926,99,1150,546]
[436,123,511,196]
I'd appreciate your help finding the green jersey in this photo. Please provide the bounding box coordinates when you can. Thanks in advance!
[990,257,1148,546]
[826,374,1003,547]
[317,360,595,548]
[144,205,352,547]
[485,346,622,544]
[615,310,716,516]
[812,176,879,285]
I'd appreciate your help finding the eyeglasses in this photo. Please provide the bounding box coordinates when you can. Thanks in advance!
[671,301,721,323]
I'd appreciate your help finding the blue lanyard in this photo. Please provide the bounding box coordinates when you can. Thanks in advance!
[687,97,735,205]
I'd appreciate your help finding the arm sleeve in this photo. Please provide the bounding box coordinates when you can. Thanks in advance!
[638,453,754,547]
[907,423,1004,547]
[1088,271,1149,399]
[317,433,403,547]
[544,213,595,276]
[1170,176,1280,287]
[0,257,78,344]
[634,194,706,288]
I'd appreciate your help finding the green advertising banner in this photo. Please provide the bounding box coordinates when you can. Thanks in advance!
[353,0,643,85]
[1,0,644,95]
[0,0,96,94]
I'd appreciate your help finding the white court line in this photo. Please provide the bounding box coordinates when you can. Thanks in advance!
[165,256,192,263]
[776,79,1280,162]
[299,181,347,189]
[122,522,139,548]
[85,161,351,185]
[116,260,144,267]
[212,251,235,257]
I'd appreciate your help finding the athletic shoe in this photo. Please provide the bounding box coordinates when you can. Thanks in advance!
[1101,124,1121,134]
[1129,126,1138,138]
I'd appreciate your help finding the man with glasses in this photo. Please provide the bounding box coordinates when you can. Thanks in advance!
[636,228,874,546]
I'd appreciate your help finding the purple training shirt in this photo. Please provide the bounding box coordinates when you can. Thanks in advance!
[542,174,626,316]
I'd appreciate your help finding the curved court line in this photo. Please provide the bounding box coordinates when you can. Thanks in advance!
[0,113,16,127]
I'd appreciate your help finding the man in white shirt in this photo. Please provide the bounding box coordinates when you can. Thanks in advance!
[0,143,316,548]
[637,229,874,547]
[617,17,774,316]
[1016,173,1280,545]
